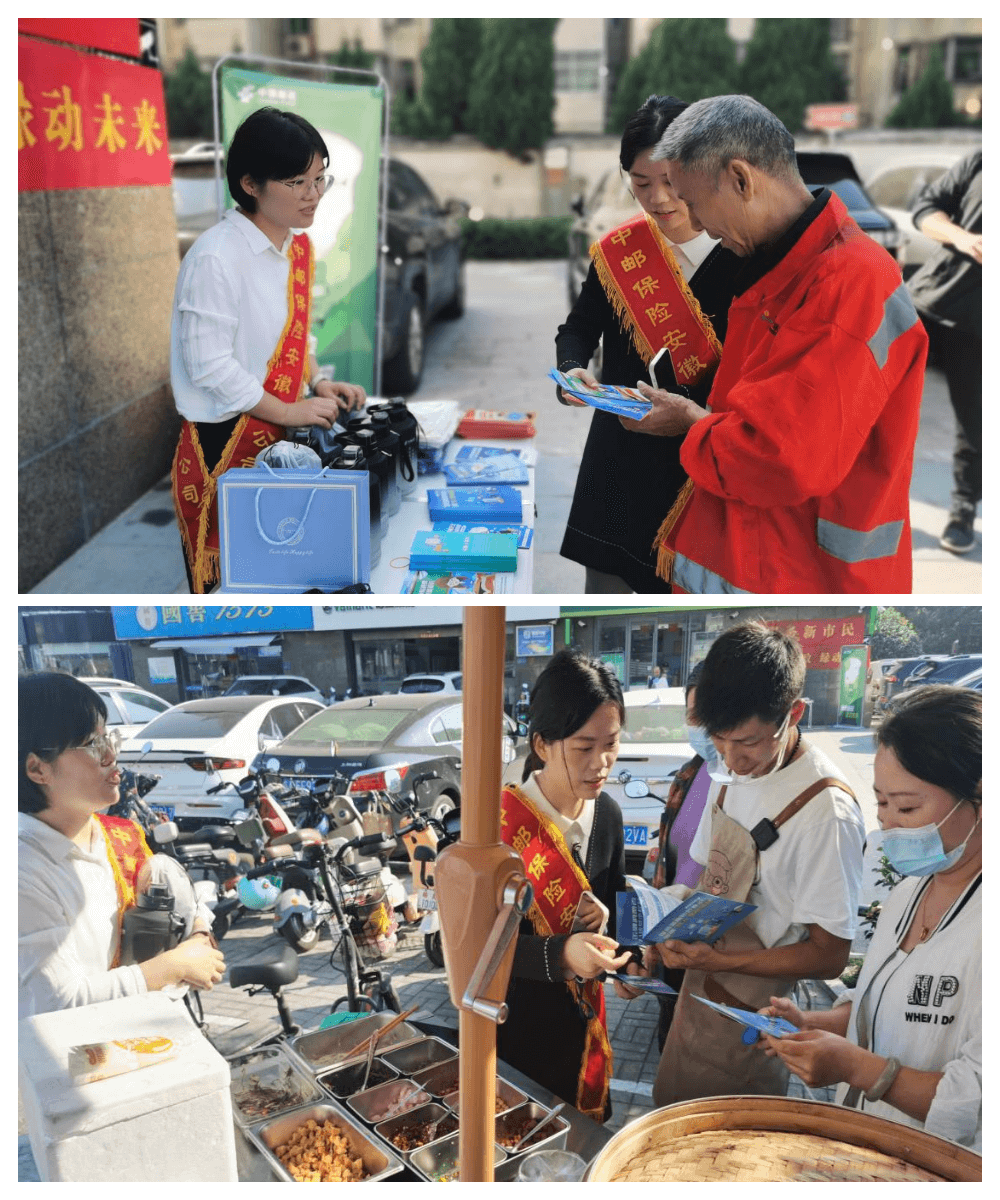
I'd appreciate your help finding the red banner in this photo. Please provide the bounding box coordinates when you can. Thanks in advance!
[767,614,868,670]
[18,19,139,59]
[18,36,171,192]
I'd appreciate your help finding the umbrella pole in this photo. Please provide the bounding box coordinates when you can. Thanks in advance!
[435,605,525,1182]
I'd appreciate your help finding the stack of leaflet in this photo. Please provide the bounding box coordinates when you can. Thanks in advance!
[427,486,522,523]
[548,368,653,420]
[456,410,536,438]
[408,529,518,573]
[442,452,528,486]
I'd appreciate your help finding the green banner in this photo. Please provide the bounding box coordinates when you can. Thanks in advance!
[219,66,383,391]
[838,644,868,726]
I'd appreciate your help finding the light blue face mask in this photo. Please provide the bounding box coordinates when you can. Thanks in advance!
[881,800,980,877]
[705,710,793,785]
[685,724,720,774]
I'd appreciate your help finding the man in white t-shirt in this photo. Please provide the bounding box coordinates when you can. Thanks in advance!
[651,620,866,1104]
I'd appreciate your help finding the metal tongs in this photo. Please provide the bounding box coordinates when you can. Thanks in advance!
[510,1103,567,1153]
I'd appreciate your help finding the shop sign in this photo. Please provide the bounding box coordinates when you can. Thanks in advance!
[767,615,868,670]
[18,18,140,58]
[516,625,553,657]
[18,34,170,192]
[111,606,316,640]
[147,656,177,685]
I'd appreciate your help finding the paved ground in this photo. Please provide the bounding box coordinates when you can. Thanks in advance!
[20,727,880,1179]
[30,261,980,595]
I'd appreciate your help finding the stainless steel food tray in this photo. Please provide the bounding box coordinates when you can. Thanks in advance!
[245,1100,405,1183]
[288,1014,420,1074]
[229,1044,326,1129]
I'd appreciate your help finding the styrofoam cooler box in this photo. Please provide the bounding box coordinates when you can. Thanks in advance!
[18,992,237,1182]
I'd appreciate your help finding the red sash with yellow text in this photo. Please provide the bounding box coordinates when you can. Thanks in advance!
[591,213,725,583]
[95,813,153,967]
[501,785,613,1120]
[172,232,314,593]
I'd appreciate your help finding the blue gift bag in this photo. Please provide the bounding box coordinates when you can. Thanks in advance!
[217,465,370,593]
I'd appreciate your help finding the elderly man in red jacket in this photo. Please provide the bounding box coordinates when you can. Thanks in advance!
[622,95,927,594]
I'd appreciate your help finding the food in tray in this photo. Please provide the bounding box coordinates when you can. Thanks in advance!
[320,1059,397,1098]
[232,1064,313,1121]
[362,1081,433,1123]
[495,1111,555,1151]
[386,1113,458,1152]
[273,1118,368,1183]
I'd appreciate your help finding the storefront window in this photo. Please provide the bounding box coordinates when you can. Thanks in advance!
[628,622,655,690]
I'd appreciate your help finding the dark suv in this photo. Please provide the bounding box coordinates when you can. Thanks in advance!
[380,158,467,394]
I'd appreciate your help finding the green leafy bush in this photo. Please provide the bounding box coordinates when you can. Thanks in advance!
[461,216,572,260]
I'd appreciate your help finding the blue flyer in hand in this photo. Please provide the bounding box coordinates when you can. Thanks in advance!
[548,368,652,420]
[693,994,799,1039]
[611,974,678,996]
[616,878,756,946]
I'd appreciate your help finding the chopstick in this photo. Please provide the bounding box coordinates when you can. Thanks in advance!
[337,1005,419,1065]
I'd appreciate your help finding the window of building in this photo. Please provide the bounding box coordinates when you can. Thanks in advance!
[555,50,601,92]
[950,37,982,83]
[894,45,912,94]
[829,18,849,45]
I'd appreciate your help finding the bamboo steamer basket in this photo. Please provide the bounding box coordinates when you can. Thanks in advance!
[587,1096,981,1183]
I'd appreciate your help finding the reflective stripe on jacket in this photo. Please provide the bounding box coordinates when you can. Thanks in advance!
[669,193,927,594]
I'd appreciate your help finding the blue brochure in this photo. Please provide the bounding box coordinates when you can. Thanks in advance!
[427,486,522,523]
[611,974,678,996]
[433,521,533,549]
[549,368,653,420]
[454,445,526,461]
[443,454,529,486]
[616,878,756,946]
[693,995,799,1040]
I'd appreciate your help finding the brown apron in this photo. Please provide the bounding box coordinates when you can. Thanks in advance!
[653,775,856,1106]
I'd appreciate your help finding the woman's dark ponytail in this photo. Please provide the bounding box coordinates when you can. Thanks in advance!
[521,650,625,783]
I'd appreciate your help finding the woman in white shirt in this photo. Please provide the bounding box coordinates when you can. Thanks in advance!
[170,107,366,592]
[19,672,226,1019]
[760,685,982,1151]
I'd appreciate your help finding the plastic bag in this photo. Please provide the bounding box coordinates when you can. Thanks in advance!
[256,440,323,470]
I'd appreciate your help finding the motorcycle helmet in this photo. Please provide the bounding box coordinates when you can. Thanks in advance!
[237,875,281,911]
[274,888,317,931]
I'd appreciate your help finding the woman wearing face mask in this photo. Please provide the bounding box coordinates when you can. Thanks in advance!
[556,94,740,593]
[760,685,981,1151]
[497,651,642,1122]
[19,673,226,1019]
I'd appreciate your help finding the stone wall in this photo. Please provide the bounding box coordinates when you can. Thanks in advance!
[18,185,181,590]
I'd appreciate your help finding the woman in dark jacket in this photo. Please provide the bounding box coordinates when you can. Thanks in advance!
[557,95,740,593]
[497,651,642,1122]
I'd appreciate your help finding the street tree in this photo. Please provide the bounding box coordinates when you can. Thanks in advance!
[466,19,557,155]
[418,18,483,137]
[607,19,738,134]
[896,606,982,655]
[738,18,846,132]
[885,48,959,129]
[164,47,213,140]
[869,607,922,661]
[325,38,376,73]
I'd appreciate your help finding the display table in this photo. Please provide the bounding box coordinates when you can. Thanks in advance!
[369,439,536,595]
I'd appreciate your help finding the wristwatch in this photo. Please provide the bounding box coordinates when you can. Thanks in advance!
[864,1056,901,1103]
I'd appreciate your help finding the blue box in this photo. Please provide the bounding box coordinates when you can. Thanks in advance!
[408,530,518,573]
[426,486,522,523]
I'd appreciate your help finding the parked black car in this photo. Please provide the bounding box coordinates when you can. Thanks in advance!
[252,692,517,829]
[901,653,983,691]
[170,148,467,396]
[380,158,467,395]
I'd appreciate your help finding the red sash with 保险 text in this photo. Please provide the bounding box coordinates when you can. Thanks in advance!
[501,785,613,1121]
[94,813,153,967]
[172,231,314,593]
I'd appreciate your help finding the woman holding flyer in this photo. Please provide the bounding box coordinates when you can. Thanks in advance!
[760,686,981,1151]
[169,107,366,593]
[556,95,740,593]
[496,651,643,1121]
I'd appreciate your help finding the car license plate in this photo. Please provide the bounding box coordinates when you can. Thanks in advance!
[149,804,175,821]
[416,888,437,912]
[624,824,648,847]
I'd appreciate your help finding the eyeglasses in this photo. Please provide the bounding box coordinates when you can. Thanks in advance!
[52,730,121,764]
[279,174,334,197]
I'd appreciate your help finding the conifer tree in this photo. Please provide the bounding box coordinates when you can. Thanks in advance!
[466,19,558,155]
[739,19,845,132]
[885,48,958,129]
